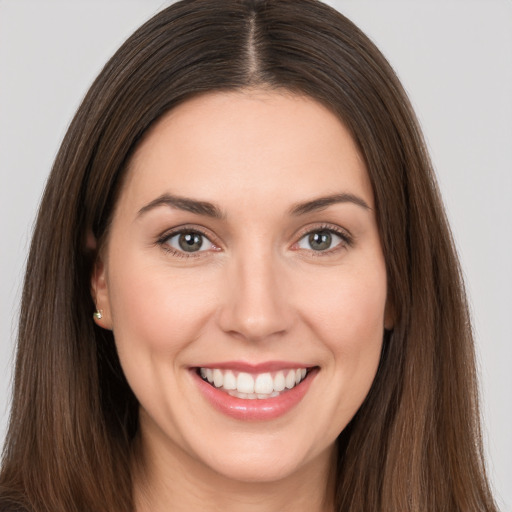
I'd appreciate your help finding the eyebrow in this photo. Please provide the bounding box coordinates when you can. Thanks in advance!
[137,191,371,220]
[137,193,224,219]
[289,193,372,216]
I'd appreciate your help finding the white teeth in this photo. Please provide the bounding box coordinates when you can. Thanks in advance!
[285,370,296,389]
[254,373,273,394]
[274,371,286,392]
[199,367,310,397]
[237,372,255,394]
[223,370,236,390]
[228,390,282,400]
[213,369,223,388]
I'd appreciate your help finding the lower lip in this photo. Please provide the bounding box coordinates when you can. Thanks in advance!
[192,369,317,421]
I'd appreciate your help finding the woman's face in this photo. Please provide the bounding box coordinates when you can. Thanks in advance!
[93,90,391,484]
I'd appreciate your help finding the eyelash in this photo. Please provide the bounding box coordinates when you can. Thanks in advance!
[294,224,353,256]
[156,224,353,259]
[157,225,216,259]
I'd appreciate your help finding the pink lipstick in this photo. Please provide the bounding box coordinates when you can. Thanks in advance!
[192,362,318,421]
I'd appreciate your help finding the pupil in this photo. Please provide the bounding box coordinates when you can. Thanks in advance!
[178,233,202,252]
[309,231,331,251]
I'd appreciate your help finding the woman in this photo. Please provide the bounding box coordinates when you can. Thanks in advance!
[0,0,499,510]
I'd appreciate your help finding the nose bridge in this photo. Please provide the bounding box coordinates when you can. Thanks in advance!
[218,243,291,341]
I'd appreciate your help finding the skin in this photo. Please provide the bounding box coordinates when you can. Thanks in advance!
[92,89,392,512]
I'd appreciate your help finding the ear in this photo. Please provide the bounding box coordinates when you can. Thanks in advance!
[91,248,113,331]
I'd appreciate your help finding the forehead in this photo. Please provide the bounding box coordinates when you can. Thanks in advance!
[120,89,373,214]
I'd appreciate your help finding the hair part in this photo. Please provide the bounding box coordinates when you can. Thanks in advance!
[1,1,497,511]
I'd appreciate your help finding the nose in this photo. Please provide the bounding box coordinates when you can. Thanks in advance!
[217,249,293,342]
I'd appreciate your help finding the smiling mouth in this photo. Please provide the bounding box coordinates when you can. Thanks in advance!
[196,367,312,400]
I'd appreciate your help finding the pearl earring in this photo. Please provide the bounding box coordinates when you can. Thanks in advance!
[93,309,103,320]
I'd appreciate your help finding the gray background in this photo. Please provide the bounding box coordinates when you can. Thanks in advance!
[1,1,511,509]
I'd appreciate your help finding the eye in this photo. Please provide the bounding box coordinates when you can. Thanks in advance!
[163,230,214,254]
[296,228,347,252]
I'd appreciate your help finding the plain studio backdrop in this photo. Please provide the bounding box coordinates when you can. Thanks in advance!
[0,0,511,509]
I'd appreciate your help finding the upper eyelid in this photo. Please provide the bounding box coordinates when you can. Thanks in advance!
[158,224,217,244]
[295,223,353,242]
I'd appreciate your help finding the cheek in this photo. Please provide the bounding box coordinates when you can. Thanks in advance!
[297,261,386,410]
[298,263,387,351]
[106,253,217,357]
[287,261,387,439]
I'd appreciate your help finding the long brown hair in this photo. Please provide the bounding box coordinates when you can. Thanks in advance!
[0,1,498,510]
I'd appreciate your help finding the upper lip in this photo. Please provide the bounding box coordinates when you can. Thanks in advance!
[193,361,316,373]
